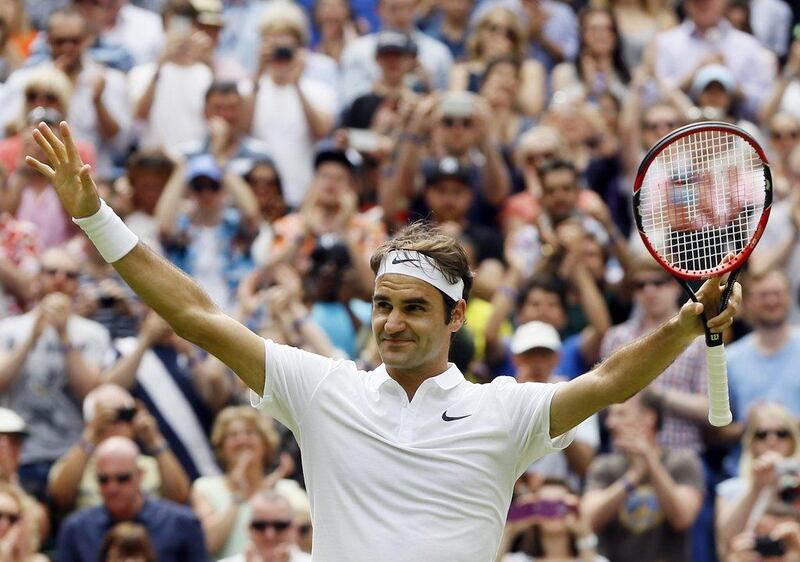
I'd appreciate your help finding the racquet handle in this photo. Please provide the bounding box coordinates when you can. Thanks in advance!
[706,344,733,427]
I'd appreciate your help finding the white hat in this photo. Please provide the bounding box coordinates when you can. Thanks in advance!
[510,321,561,354]
[691,64,736,99]
[0,408,27,435]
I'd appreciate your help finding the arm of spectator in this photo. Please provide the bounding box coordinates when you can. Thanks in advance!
[647,384,709,425]
[640,448,703,531]
[716,451,783,558]
[0,310,44,392]
[474,98,511,205]
[291,53,333,141]
[581,458,642,532]
[267,286,338,357]
[484,265,525,368]
[759,40,800,125]
[749,200,800,276]
[563,439,596,478]
[0,256,35,305]
[222,172,261,231]
[91,74,122,140]
[191,483,241,555]
[580,195,635,282]
[2,171,27,214]
[448,62,469,91]
[103,312,170,388]
[154,157,188,240]
[517,60,546,118]
[133,405,191,504]
[382,95,437,201]
[188,353,232,413]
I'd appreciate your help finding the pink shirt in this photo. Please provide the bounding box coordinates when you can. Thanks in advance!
[16,185,73,250]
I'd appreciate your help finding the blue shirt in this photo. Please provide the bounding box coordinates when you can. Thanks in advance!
[727,328,800,420]
[57,497,209,562]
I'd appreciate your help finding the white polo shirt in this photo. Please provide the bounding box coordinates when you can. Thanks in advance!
[254,339,575,562]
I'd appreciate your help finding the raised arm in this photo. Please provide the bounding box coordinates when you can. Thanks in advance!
[26,122,266,394]
[549,273,741,437]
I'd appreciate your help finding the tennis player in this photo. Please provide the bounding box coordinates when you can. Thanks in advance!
[27,122,742,561]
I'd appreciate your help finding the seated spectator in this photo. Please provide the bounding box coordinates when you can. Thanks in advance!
[48,382,191,511]
[218,490,311,562]
[340,0,453,101]
[581,392,705,562]
[311,0,361,64]
[511,321,599,488]
[100,522,157,562]
[104,311,229,479]
[191,406,295,560]
[248,1,337,208]
[725,501,800,562]
[0,247,111,502]
[129,1,215,151]
[57,436,208,562]
[716,402,800,558]
[0,481,47,562]
[156,155,259,313]
[726,269,800,420]
[600,256,708,453]
[179,82,272,172]
[551,7,630,104]
[418,0,473,61]
[450,6,545,117]
[498,477,606,562]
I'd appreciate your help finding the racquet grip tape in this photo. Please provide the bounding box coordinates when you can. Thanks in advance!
[706,345,733,427]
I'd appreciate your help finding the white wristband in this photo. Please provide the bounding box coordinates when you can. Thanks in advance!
[72,200,139,263]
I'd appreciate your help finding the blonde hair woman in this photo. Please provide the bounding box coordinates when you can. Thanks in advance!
[449,7,545,118]
[715,402,800,558]
[0,483,47,562]
[191,406,295,560]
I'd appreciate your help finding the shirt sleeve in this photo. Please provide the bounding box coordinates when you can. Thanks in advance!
[494,378,576,476]
[250,339,338,434]
[183,513,211,562]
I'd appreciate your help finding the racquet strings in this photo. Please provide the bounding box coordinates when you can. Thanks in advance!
[638,130,766,275]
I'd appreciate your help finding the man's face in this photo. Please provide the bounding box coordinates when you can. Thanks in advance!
[39,251,81,298]
[440,115,476,155]
[128,168,169,215]
[424,178,473,224]
[247,164,285,221]
[205,91,242,130]
[379,0,416,31]
[48,15,89,70]
[686,0,726,30]
[518,288,566,330]
[190,176,223,211]
[605,398,654,442]
[375,51,413,82]
[540,168,579,224]
[313,162,352,206]
[632,270,680,319]
[96,453,142,517]
[249,497,295,556]
[513,347,559,382]
[698,82,732,112]
[372,274,463,376]
[642,106,680,149]
[746,272,791,329]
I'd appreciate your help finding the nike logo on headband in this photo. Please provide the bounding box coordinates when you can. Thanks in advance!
[391,256,420,265]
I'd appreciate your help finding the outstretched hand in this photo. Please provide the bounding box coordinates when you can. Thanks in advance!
[676,266,742,338]
[25,121,101,219]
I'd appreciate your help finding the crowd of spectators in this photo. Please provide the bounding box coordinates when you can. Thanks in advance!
[0,0,797,560]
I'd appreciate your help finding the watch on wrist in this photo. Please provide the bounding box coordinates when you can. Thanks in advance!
[576,533,598,551]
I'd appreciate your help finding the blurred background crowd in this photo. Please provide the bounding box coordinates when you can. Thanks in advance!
[0,0,797,560]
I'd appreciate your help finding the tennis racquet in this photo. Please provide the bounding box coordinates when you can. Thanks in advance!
[632,121,772,427]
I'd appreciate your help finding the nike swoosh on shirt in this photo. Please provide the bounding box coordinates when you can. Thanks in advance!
[442,410,472,422]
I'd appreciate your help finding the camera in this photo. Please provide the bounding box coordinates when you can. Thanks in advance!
[777,460,800,504]
[116,407,137,422]
[754,536,787,557]
[273,46,295,61]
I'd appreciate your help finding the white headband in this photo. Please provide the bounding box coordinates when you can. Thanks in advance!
[376,250,464,302]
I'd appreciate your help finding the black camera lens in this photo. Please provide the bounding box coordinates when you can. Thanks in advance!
[273,46,295,61]
[116,407,137,422]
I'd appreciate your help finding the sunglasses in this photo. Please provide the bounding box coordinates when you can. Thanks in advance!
[0,512,19,525]
[98,472,134,486]
[442,117,473,128]
[486,23,515,40]
[190,179,221,192]
[525,152,556,166]
[43,267,80,280]
[250,519,291,532]
[644,121,678,131]
[771,130,799,141]
[26,90,59,104]
[754,429,792,441]
[50,35,83,47]
[633,278,671,290]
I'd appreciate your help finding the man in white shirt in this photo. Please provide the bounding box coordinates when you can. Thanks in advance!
[28,121,742,561]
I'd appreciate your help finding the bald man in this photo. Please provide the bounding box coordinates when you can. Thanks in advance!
[0,247,111,501]
[57,436,208,562]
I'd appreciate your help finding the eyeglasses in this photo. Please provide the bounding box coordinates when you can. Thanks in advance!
[43,267,80,279]
[25,90,59,104]
[486,23,515,41]
[50,35,83,47]
[0,512,19,525]
[97,472,134,486]
[771,130,799,141]
[249,520,291,532]
[644,121,678,131]
[442,117,473,128]
[633,278,671,290]
[525,152,556,166]
[754,429,792,441]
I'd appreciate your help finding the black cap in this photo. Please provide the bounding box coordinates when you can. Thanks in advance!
[375,29,417,56]
[314,147,356,172]
[423,157,470,186]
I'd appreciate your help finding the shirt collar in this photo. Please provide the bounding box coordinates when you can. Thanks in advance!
[685,18,731,38]
[369,363,465,392]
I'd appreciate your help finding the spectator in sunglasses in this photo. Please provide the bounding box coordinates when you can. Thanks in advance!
[0,481,47,562]
[716,402,800,558]
[218,490,311,562]
[59,436,208,562]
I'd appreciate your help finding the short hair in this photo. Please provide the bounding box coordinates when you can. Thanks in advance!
[370,222,474,322]
[100,522,157,562]
[638,387,664,432]
[23,67,72,110]
[258,0,310,45]
[537,158,578,183]
[126,149,175,175]
[518,276,568,312]
[210,406,281,469]
[250,490,293,515]
[744,267,790,292]
[205,81,240,102]
[47,7,87,34]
